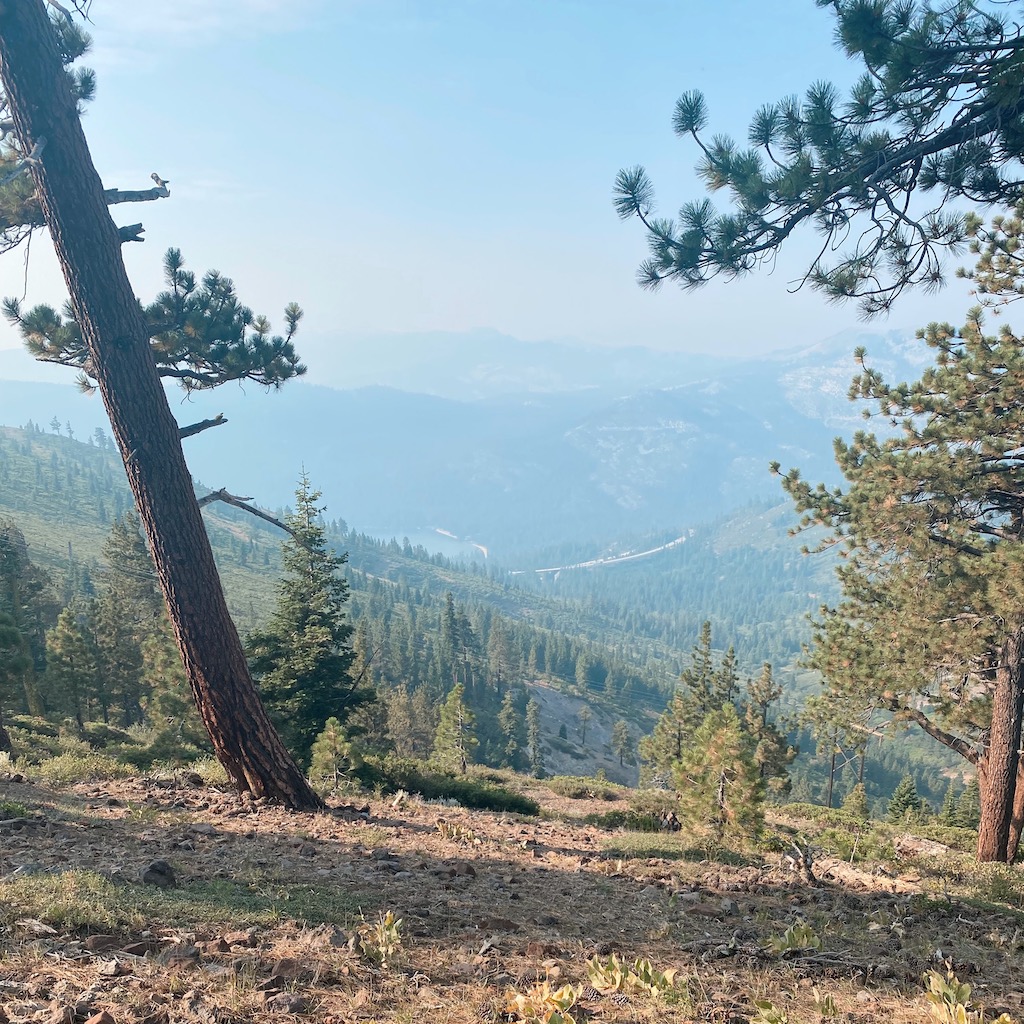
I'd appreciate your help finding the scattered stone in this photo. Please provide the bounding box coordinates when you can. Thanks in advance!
[270,958,301,980]
[266,992,308,1013]
[162,944,200,963]
[121,939,161,956]
[479,917,520,932]
[140,860,175,888]
[98,960,129,978]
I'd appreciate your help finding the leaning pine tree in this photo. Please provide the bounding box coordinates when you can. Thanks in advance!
[0,2,319,807]
[247,476,375,767]
[776,204,1024,862]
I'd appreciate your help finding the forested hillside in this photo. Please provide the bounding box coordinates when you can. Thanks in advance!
[0,421,964,809]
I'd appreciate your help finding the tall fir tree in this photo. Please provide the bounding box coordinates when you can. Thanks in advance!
[247,476,374,765]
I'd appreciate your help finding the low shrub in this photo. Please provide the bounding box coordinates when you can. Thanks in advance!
[358,755,539,815]
[584,808,662,832]
[543,775,624,801]
[29,752,134,787]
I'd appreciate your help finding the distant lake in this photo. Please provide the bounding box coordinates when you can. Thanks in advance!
[368,529,488,560]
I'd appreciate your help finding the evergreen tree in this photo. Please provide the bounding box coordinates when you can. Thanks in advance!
[0,3,319,808]
[843,782,870,822]
[309,717,355,792]
[615,1,1024,313]
[777,221,1024,862]
[433,683,477,773]
[247,476,373,765]
[675,704,763,845]
[938,779,958,826]
[957,777,982,830]
[887,774,921,823]
[611,719,634,767]
[743,662,796,795]
[498,687,527,770]
[526,697,544,778]
[44,603,97,727]
[576,704,592,746]
[0,611,30,751]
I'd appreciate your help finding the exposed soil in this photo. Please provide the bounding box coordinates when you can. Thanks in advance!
[1,773,1022,1023]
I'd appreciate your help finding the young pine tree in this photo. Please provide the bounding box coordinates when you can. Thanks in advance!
[309,717,356,791]
[674,704,764,846]
[433,683,477,774]
[247,476,375,765]
[887,775,921,823]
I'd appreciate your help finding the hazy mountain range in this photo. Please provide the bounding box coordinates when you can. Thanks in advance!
[0,326,933,560]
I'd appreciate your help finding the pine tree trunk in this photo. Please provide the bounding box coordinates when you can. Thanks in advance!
[0,0,321,810]
[976,628,1024,862]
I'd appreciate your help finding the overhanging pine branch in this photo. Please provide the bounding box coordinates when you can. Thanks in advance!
[179,414,226,439]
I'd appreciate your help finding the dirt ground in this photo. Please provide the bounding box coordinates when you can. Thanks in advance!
[1,772,1023,1023]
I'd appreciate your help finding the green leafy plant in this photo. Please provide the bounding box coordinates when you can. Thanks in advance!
[751,999,789,1024]
[767,921,821,955]
[586,953,678,998]
[436,820,477,844]
[924,971,1017,1024]
[356,909,403,967]
[505,982,581,1024]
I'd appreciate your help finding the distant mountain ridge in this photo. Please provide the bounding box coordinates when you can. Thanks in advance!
[0,326,931,558]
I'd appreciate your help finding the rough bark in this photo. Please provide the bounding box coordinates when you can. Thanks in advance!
[0,0,322,809]
[976,628,1024,862]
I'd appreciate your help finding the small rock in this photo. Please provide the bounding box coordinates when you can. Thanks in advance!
[265,992,307,1013]
[141,860,175,888]
[98,960,128,978]
[270,957,301,979]
[121,939,161,956]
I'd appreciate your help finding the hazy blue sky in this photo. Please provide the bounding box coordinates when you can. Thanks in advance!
[0,0,980,371]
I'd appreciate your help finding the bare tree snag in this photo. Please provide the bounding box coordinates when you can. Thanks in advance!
[0,0,322,810]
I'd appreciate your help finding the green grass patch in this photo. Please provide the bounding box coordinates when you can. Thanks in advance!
[0,869,367,932]
[357,755,539,815]
[0,799,29,818]
[542,775,624,801]
[27,752,135,787]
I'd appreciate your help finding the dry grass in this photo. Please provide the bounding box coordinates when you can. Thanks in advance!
[1,772,1023,1023]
